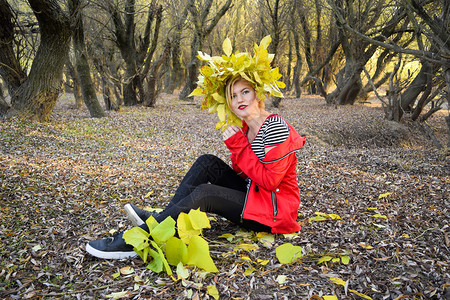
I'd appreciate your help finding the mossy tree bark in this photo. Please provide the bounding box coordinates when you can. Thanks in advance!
[10,0,71,122]
[69,0,106,118]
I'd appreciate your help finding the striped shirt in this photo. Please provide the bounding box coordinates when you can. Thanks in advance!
[251,115,290,159]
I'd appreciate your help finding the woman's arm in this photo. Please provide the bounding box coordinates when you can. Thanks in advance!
[224,130,293,191]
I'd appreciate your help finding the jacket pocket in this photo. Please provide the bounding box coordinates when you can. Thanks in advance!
[271,191,278,222]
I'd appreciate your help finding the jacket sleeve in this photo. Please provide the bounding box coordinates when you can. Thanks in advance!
[224,131,292,191]
[230,152,248,179]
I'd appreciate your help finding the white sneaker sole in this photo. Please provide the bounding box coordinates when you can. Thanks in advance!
[85,243,137,260]
[124,204,145,226]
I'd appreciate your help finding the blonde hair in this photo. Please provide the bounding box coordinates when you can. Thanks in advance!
[225,75,265,110]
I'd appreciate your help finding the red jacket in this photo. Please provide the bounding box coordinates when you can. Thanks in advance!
[224,114,306,233]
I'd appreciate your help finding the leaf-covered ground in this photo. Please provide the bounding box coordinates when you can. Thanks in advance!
[1,93,448,299]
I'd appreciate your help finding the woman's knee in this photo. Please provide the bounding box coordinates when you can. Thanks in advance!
[195,154,219,165]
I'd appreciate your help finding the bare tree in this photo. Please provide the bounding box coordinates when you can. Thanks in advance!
[69,0,106,118]
[65,55,83,109]
[179,0,233,100]
[104,0,163,106]
[165,2,189,94]
[0,0,71,122]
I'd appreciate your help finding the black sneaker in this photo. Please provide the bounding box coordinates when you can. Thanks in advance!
[85,231,137,259]
[124,203,157,226]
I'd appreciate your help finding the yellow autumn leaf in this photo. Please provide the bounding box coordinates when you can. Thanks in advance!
[330,277,346,286]
[207,285,220,300]
[359,242,374,250]
[260,35,272,49]
[348,289,373,300]
[194,35,283,129]
[233,243,259,252]
[378,192,392,199]
[370,213,388,219]
[223,38,232,57]
[244,266,255,276]
[189,88,204,97]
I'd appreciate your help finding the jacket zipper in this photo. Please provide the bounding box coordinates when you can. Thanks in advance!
[240,179,251,223]
[271,191,278,222]
[260,148,302,164]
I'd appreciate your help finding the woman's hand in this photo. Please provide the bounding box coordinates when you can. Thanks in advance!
[223,126,241,141]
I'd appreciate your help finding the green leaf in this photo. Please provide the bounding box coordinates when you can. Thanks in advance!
[186,236,218,272]
[370,213,388,219]
[149,241,172,276]
[150,216,176,244]
[275,243,303,264]
[340,255,350,265]
[218,233,234,242]
[317,255,333,264]
[165,237,188,266]
[146,248,164,273]
[176,262,189,280]
[123,227,150,251]
[188,208,211,230]
[146,215,159,233]
[256,232,274,244]
[222,37,232,57]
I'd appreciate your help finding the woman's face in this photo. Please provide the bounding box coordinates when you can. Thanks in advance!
[229,79,260,119]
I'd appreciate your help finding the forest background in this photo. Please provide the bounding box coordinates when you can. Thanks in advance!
[0,0,449,299]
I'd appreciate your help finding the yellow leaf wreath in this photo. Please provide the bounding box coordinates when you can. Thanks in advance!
[189,35,285,130]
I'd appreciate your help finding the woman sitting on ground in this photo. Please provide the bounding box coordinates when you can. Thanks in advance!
[86,37,306,259]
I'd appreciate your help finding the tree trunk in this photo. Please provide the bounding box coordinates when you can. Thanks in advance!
[0,0,26,101]
[286,33,292,91]
[444,67,450,148]
[398,61,431,120]
[180,0,232,100]
[290,1,302,98]
[70,0,105,117]
[0,82,9,114]
[146,41,171,107]
[101,77,118,111]
[12,0,71,122]
[166,6,188,94]
[298,2,314,94]
[65,56,83,109]
[180,33,202,100]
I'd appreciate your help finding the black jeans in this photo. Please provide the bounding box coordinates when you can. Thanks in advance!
[141,154,271,232]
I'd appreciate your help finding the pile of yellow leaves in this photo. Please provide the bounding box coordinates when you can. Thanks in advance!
[190,35,285,130]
